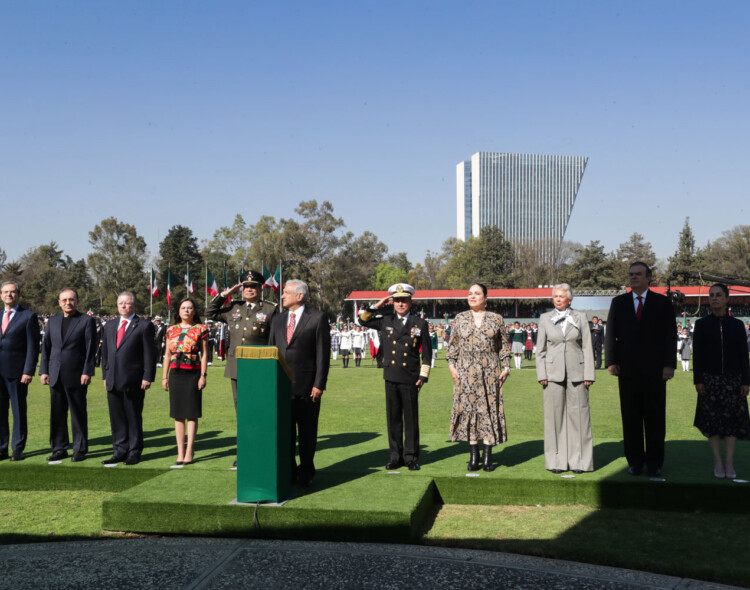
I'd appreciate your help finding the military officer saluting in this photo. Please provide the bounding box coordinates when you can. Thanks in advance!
[359,283,432,471]
[205,270,277,407]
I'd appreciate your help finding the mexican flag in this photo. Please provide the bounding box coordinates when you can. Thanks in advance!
[263,264,281,292]
[150,268,159,297]
[185,266,195,295]
[206,267,219,296]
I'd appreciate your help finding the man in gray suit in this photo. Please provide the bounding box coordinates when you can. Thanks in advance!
[536,284,596,473]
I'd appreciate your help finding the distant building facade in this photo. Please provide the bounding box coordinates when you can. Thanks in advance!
[456,152,588,262]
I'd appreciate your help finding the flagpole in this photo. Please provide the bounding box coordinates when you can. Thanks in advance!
[167,263,171,324]
[205,262,208,310]
[150,267,153,318]
[279,263,283,313]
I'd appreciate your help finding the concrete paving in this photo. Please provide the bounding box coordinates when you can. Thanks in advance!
[0,538,741,590]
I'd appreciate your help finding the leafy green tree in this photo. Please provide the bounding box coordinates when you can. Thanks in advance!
[666,217,702,285]
[325,230,388,315]
[614,232,658,286]
[370,263,409,291]
[88,217,149,312]
[559,240,618,290]
[158,225,204,313]
[437,228,515,289]
[385,252,412,274]
[0,261,23,285]
[205,214,253,272]
[701,225,750,280]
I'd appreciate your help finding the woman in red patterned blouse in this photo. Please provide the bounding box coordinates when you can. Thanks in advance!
[161,298,208,465]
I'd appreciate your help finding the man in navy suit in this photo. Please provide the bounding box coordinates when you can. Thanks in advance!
[605,262,677,476]
[101,291,156,465]
[0,281,40,462]
[269,280,330,487]
[40,288,97,462]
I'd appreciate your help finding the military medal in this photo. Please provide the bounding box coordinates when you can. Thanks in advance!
[256,312,267,324]
[410,326,421,337]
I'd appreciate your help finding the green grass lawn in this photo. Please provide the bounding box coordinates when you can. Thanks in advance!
[2,354,750,586]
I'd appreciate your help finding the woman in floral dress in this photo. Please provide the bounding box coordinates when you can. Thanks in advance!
[447,284,511,471]
[161,298,208,465]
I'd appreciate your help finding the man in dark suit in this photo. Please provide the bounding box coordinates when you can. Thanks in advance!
[590,316,604,370]
[101,291,156,465]
[269,279,330,487]
[359,283,432,471]
[40,288,97,462]
[605,262,677,476]
[0,281,40,462]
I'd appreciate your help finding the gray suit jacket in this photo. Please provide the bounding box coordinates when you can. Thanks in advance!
[536,309,595,383]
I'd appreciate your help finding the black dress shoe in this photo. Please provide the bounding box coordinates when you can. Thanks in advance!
[549,469,563,474]
[124,455,140,465]
[572,469,583,474]
[102,455,126,465]
[385,460,405,470]
[9,450,25,462]
[233,459,237,467]
[298,477,314,488]
[47,450,69,461]
[627,465,643,476]
[647,467,662,477]
[0,450,9,461]
[407,460,420,471]
[71,452,86,462]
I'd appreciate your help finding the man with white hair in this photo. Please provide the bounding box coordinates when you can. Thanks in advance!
[269,280,330,488]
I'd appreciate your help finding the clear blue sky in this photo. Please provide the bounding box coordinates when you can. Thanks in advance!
[2,1,748,269]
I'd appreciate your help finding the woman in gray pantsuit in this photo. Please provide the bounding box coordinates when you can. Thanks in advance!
[536,284,596,473]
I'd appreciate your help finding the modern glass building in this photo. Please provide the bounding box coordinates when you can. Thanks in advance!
[456,152,588,263]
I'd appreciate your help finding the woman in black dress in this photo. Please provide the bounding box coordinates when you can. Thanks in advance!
[161,298,208,465]
[693,284,750,479]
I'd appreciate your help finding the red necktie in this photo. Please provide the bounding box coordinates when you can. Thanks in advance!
[286,312,296,344]
[117,320,128,347]
[1,310,10,334]
[636,296,643,321]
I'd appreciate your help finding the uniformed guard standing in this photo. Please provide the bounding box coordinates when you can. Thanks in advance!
[153,316,166,369]
[205,270,278,407]
[359,283,432,471]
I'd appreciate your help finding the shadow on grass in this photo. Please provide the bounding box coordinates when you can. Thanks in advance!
[495,440,544,467]
[87,428,173,448]
[592,441,623,471]
[316,432,380,451]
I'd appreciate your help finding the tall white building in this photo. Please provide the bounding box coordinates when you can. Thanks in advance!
[457,152,588,262]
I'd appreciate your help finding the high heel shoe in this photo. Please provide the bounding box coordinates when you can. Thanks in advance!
[725,465,737,479]
[714,464,726,479]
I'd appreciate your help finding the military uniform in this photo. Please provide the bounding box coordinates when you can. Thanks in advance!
[205,295,277,405]
[359,289,432,467]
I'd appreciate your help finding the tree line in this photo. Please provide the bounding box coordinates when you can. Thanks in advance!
[1,206,748,317]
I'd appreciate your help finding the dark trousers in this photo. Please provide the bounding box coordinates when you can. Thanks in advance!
[618,376,666,470]
[291,395,321,482]
[106,388,145,458]
[593,344,602,369]
[49,382,89,454]
[385,380,420,463]
[0,376,28,453]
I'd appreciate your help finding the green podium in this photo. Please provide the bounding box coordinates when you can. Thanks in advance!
[236,346,292,503]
